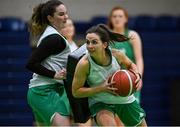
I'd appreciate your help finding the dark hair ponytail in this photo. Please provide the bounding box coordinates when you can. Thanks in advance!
[29,3,46,36]
[29,0,63,36]
[98,24,129,42]
[86,24,129,46]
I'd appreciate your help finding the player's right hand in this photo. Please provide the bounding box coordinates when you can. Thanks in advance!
[54,69,67,80]
[101,78,118,95]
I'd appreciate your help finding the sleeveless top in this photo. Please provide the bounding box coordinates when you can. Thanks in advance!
[29,25,71,88]
[87,50,135,106]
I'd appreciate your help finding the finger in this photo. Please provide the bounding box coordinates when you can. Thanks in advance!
[110,81,116,85]
[135,82,140,89]
[136,81,142,91]
[107,87,118,91]
[106,83,114,87]
[135,77,140,84]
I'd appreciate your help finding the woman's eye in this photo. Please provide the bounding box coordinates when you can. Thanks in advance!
[86,40,90,45]
[92,40,97,44]
[59,12,65,16]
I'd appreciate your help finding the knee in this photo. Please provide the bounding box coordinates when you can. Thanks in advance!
[96,110,116,126]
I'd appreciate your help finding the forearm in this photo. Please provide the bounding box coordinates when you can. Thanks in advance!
[26,62,55,78]
[136,59,144,76]
[73,85,104,98]
[129,62,139,74]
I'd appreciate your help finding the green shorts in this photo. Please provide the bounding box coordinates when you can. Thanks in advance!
[90,100,146,126]
[27,83,71,126]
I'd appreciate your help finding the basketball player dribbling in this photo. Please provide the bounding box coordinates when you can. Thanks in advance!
[72,24,147,126]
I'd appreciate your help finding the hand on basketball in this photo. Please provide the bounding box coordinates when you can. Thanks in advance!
[135,73,142,91]
[102,78,118,95]
[54,69,67,80]
[136,79,142,91]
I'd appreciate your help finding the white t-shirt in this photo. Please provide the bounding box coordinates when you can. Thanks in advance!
[69,41,78,52]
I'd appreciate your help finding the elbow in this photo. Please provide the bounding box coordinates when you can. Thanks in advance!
[72,89,79,98]
[72,87,82,98]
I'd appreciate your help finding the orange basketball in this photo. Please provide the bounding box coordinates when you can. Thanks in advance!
[109,69,139,97]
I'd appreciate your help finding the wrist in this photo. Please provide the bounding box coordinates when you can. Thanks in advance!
[93,85,105,93]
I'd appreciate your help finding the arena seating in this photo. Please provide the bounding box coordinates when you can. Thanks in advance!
[0,17,33,125]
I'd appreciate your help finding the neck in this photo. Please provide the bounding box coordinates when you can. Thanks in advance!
[92,50,110,66]
[113,27,125,34]
[51,24,61,33]
[67,38,73,43]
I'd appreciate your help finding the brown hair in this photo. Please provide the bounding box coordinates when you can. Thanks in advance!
[86,24,129,47]
[107,6,129,30]
[29,0,63,36]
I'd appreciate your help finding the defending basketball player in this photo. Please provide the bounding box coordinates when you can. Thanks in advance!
[72,24,147,126]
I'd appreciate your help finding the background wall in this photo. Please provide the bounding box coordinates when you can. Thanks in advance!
[0,0,180,21]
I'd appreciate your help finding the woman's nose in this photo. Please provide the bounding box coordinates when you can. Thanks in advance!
[65,14,68,20]
[87,43,94,48]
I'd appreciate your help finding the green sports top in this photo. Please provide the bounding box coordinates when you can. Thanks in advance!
[110,29,135,65]
[87,50,135,107]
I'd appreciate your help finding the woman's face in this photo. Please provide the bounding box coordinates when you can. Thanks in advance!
[48,4,68,29]
[86,33,107,57]
[111,9,127,29]
[60,19,75,39]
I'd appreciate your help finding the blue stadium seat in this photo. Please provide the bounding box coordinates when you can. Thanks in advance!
[128,17,136,29]
[0,88,27,99]
[0,45,31,58]
[0,72,32,79]
[0,17,27,32]
[176,16,180,31]
[0,100,30,112]
[0,112,33,126]
[0,32,29,45]
[0,58,28,72]
[91,16,108,25]
[156,15,177,31]
[74,22,91,34]
[134,15,156,31]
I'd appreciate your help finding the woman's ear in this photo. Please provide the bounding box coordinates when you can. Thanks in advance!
[47,15,53,23]
[103,42,108,49]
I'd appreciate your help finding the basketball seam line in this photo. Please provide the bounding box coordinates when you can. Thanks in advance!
[110,70,120,93]
[122,70,133,96]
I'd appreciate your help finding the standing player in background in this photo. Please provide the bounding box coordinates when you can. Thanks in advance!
[60,18,93,126]
[72,24,147,126]
[26,0,71,126]
[108,6,144,103]
[60,19,78,52]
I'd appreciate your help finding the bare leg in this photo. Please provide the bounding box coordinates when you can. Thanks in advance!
[51,113,70,126]
[138,118,147,127]
[96,110,117,126]
[115,114,124,126]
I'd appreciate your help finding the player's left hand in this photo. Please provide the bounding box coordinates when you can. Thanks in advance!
[129,69,142,91]
[134,72,142,91]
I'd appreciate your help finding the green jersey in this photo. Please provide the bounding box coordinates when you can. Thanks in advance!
[87,50,135,107]
[110,29,135,65]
